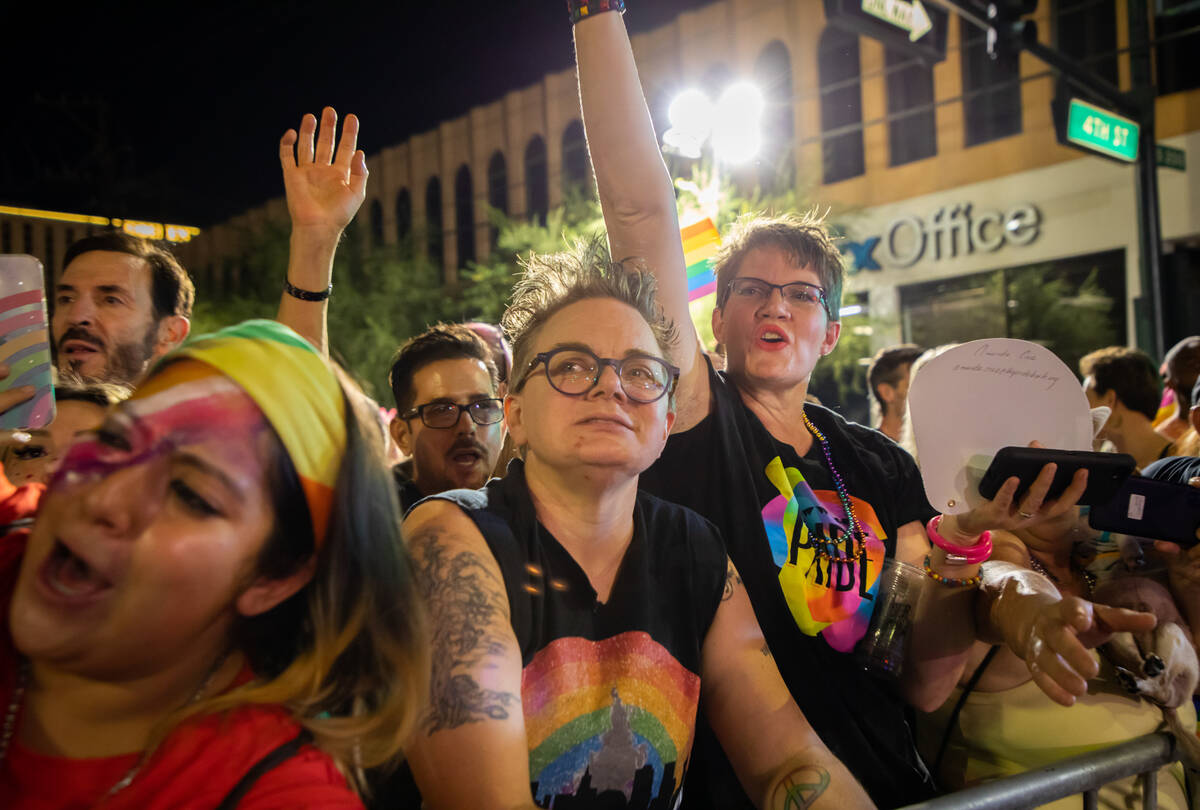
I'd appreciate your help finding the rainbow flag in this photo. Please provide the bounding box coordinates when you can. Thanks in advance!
[0,282,54,430]
[682,218,721,352]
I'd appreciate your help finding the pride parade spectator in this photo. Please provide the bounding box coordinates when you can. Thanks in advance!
[400,243,873,810]
[1157,337,1200,445]
[387,324,506,513]
[1,320,428,807]
[0,374,129,486]
[1144,375,1200,486]
[867,344,923,442]
[573,6,1103,807]
[1081,346,1180,468]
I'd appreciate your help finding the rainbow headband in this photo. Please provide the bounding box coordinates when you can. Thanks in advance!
[159,319,346,546]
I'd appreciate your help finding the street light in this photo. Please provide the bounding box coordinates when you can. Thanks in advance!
[663,82,765,165]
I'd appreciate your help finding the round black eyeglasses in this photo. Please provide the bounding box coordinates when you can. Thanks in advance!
[400,398,504,429]
[519,348,679,404]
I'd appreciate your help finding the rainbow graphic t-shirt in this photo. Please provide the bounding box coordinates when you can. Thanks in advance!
[761,455,889,652]
[523,632,700,808]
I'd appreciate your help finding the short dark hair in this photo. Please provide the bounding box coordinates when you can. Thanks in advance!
[503,239,677,406]
[1164,336,1200,409]
[1079,346,1161,421]
[62,232,195,322]
[867,344,924,413]
[713,211,845,321]
[388,324,499,412]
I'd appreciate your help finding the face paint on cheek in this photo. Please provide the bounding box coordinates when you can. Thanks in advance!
[51,375,267,492]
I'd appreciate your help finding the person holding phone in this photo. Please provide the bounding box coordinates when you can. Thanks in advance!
[571,5,1155,807]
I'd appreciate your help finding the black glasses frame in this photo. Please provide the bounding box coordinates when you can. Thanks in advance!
[726,276,831,318]
[400,398,504,429]
[521,347,680,403]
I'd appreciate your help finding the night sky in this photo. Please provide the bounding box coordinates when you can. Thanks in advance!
[4,1,715,228]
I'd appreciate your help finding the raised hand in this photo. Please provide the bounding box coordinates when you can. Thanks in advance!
[279,107,368,242]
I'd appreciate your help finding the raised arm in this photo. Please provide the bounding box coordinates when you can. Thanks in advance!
[276,107,368,356]
[702,560,875,809]
[574,10,711,428]
[402,501,537,810]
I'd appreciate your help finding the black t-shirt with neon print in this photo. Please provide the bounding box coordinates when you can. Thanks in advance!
[640,358,938,809]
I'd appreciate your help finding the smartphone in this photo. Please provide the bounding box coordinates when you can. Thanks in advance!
[1088,476,1200,547]
[978,446,1135,506]
[0,255,55,430]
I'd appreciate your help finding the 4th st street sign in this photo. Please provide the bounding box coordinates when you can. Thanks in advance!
[824,0,948,63]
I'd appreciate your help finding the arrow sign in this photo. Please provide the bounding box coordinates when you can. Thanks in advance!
[861,0,933,41]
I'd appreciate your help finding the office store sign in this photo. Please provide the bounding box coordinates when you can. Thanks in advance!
[841,202,1042,274]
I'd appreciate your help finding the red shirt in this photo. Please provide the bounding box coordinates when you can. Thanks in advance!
[0,474,364,809]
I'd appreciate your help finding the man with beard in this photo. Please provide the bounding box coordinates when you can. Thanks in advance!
[388,323,506,512]
[50,232,194,385]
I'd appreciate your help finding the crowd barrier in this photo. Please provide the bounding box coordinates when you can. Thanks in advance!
[898,733,1195,810]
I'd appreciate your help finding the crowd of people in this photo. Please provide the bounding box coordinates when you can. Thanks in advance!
[1,2,1197,808]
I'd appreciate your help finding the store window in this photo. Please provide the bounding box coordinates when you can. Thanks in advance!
[900,249,1126,375]
[961,18,1022,145]
[754,40,795,190]
[1,222,10,253]
[1156,0,1200,95]
[562,120,589,193]
[525,136,548,226]
[369,199,384,249]
[1056,0,1117,86]
[396,189,413,256]
[454,164,475,268]
[885,48,937,166]
[487,151,508,252]
[818,28,865,184]
[426,177,444,275]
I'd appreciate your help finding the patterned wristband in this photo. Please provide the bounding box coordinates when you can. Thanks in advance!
[284,279,332,302]
[923,556,982,588]
[927,515,992,565]
[568,0,626,25]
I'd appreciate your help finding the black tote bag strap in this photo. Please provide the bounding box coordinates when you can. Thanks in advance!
[215,729,314,810]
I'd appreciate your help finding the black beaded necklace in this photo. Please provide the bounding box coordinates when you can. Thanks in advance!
[801,409,866,564]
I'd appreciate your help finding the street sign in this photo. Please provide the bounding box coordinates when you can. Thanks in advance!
[861,0,933,41]
[1057,97,1140,162]
[1156,144,1186,171]
[824,0,948,63]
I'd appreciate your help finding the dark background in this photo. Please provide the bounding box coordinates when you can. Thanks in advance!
[2,1,713,227]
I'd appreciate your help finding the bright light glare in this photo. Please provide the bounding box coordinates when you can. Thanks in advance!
[839,304,864,318]
[711,82,764,164]
[668,89,714,140]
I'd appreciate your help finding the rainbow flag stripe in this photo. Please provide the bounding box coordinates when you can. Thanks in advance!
[521,631,700,802]
[0,287,54,430]
[682,218,720,302]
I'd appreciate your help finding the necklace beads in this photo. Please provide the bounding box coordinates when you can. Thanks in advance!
[801,409,866,563]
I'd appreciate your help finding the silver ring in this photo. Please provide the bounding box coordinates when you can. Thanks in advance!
[1018,510,1036,519]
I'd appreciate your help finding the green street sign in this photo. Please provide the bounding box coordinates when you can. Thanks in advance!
[861,0,933,41]
[1157,144,1186,171]
[1065,98,1139,162]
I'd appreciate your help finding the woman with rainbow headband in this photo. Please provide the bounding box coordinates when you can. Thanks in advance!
[0,319,428,808]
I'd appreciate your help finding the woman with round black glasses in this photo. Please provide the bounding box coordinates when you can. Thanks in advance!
[393,242,873,810]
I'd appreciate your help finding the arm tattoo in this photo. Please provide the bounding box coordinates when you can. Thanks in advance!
[722,559,743,602]
[760,642,773,658]
[770,767,831,810]
[410,527,520,733]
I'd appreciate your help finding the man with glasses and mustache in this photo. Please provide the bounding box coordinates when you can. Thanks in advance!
[387,324,506,512]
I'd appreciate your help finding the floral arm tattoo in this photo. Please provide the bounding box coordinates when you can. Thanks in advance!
[409,526,520,733]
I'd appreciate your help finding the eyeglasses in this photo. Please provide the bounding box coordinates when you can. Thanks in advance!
[726,276,830,317]
[400,398,504,429]
[520,347,679,404]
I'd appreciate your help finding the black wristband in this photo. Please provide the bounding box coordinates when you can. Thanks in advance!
[284,279,332,302]
[568,0,625,25]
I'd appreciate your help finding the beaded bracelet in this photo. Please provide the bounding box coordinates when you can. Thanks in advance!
[923,555,982,588]
[568,0,626,25]
[926,515,992,565]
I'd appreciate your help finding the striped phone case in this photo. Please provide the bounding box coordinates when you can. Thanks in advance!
[0,255,55,430]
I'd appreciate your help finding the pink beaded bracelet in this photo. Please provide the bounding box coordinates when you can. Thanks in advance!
[926,515,992,565]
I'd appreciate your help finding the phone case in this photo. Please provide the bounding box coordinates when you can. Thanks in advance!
[978,446,1135,506]
[0,255,55,430]
[1089,477,1200,547]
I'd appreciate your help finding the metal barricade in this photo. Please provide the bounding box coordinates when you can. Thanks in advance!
[899,732,1192,810]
